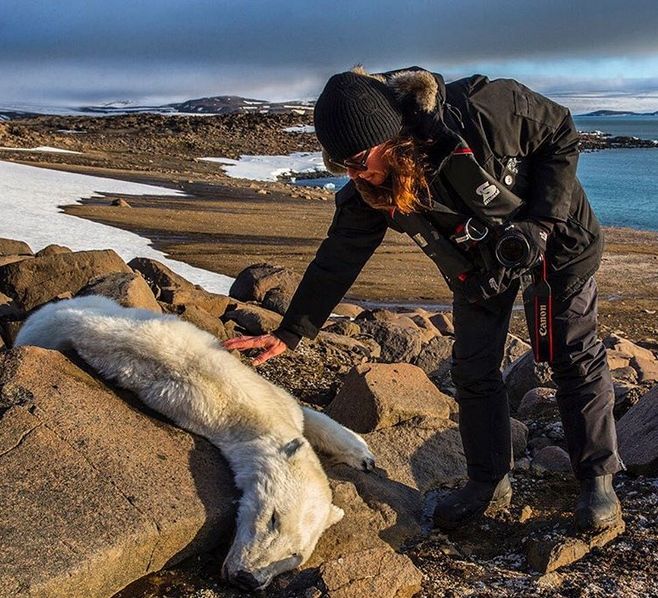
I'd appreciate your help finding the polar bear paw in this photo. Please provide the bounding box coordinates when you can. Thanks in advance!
[333,435,376,472]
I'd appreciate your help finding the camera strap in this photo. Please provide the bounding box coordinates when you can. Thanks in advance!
[523,258,554,364]
[390,210,477,287]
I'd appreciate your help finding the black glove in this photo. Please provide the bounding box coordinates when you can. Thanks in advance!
[495,220,550,270]
[456,266,513,303]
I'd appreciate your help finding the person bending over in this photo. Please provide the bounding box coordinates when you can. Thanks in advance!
[225,66,623,532]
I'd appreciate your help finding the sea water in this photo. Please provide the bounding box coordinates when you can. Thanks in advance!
[574,115,658,141]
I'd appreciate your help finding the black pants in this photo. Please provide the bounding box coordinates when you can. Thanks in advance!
[451,276,621,482]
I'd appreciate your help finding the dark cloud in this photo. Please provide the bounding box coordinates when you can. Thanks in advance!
[2,0,657,66]
[0,0,657,107]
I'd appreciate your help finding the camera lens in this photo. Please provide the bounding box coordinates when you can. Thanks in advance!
[495,232,530,268]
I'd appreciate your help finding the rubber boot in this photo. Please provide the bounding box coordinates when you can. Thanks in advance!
[433,475,512,530]
[575,474,622,532]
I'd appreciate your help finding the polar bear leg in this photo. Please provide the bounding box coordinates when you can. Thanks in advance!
[301,407,375,472]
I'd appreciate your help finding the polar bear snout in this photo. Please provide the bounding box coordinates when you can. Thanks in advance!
[229,569,262,591]
[225,554,303,591]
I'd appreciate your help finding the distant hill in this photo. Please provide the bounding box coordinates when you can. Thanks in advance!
[0,109,40,121]
[0,95,315,120]
[168,96,314,115]
[578,110,658,117]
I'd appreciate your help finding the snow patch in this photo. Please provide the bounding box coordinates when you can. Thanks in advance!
[199,151,326,182]
[283,125,315,134]
[0,161,233,294]
[0,146,83,154]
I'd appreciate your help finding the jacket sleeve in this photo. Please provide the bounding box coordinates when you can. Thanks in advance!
[274,181,388,343]
[526,110,580,223]
[514,84,580,224]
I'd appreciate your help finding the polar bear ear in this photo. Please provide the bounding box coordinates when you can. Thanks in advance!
[281,437,306,459]
[326,505,345,528]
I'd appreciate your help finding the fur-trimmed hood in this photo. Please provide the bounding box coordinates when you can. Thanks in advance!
[321,65,447,174]
[352,65,446,114]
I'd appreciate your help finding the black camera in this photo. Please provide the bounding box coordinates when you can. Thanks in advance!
[495,228,531,268]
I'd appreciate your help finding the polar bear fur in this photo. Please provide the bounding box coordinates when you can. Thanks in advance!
[15,295,375,591]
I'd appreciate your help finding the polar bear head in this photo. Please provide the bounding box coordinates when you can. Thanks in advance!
[222,435,343,590]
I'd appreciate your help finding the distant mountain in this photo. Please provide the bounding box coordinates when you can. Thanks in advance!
[578,110,658,117]
[168,96,314,115]
[0,109,40,121]
[0,95,315,120]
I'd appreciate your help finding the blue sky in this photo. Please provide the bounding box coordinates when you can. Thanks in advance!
[1,0,657,113]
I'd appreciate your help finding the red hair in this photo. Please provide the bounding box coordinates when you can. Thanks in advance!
[354,136,431,214]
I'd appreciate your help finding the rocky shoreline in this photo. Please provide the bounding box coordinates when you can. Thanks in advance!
[0,239,657,598]
[1,113,655,171]
[578,130,658,151]
[0,111,657,597]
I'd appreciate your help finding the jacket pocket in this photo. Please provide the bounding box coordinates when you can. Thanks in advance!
[547,216,597,272]
[513,88,568,128]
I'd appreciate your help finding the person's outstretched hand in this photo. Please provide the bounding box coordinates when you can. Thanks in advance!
[222,334,287,366]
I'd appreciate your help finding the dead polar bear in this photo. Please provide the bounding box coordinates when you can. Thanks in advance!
[15,295,374,591]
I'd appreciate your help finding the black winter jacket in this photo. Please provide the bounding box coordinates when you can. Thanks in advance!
[274,68,603,347]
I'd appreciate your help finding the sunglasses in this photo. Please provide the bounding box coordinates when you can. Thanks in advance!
[340,148,371,171]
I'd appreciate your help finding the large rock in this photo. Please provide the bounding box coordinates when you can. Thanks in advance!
[503,350,555,413]
[261,286,294,315]
[428,312,454,336]
[0,347,237,598]
[604,334,658,383]
[502,334,532,371]
[606,349,633,370]
[616,384,658,474]
[305,480,402,566]
[229,263,301,304]
[0,238,32,256]
[159,287,231,318]
[532,446,572,474]
[323,319,362,337]
[0,249,132,313]
[128,257,196,295]
[526,520,625,573]
[363,418,466,494]
[394,308,440,343]
[332,302,364,318]
[223,303,282,335]
[328,418,466,549]
[517,387,559,421]
[77,272,162,312]
[511,417,529,458]
[317,547,422,598]
[171,304,229,341]
[413,334,453,379]
[326,363,454,433]
[35,244,72,258]
[129,256,229,315]
[357,320,422,363]
[0,255,32,268]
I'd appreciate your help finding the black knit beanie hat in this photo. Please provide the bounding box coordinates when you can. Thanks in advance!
[314,71,403,163]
